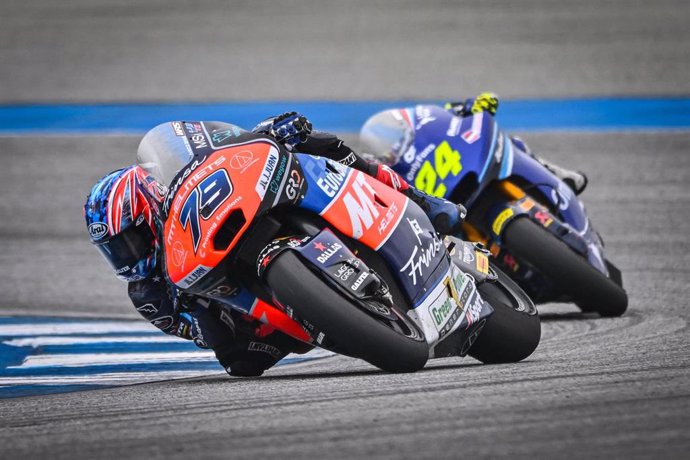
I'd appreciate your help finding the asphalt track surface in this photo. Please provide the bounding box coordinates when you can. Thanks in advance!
[1,0,690,458]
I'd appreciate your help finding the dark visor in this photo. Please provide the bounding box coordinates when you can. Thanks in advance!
[96,222,155,273]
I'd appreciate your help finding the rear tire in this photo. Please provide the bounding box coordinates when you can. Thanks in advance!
[265,251,429,373]
[502,217,628,317]
[468,265,541,364]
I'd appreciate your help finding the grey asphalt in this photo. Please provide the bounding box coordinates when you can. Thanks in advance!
[1,0,689,458]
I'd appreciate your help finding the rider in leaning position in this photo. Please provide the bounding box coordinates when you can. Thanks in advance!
[360,92,588,195]
[84,110,467,377]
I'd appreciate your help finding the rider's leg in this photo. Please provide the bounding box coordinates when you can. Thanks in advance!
[511,137,588,195]
[369,162,466,235]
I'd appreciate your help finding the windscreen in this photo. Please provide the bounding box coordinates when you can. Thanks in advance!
[137,121,249,187]
[136,122,194,187]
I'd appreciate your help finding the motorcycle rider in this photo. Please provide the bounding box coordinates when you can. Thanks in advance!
[85,165,306,377]
[360,92,588,195]
[85,113,466,377]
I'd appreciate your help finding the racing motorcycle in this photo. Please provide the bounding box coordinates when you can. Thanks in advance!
[138,121,540,373]
[361,106,627,317]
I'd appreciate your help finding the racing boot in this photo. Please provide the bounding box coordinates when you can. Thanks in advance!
[373,163,466,234]
[511,137,588,195]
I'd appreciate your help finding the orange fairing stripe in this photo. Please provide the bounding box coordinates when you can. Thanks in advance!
[249,299,312,343]
[462,222,487,245]
[496,180,526,201]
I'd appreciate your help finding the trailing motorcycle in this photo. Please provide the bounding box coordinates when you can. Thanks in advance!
[361,106,627,317]
[138,121,540,372]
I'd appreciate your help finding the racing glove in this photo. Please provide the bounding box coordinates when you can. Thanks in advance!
[445,92,500,117]
[261,112,313,151]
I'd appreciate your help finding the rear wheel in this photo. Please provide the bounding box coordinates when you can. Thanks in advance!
[468,265,541,363]
[265,251,429,373]
[502,217,628,317]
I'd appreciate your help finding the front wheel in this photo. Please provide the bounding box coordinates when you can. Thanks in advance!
[468,264,541,364]
[502,217,628,317]
[265,251,429,373]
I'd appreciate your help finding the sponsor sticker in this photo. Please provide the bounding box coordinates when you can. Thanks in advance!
[316,160,347,198]
[255,148,280,199]
[475,252,489,275]
[430,298,456,329]
[351,271,369,290]
[400,234,443,286]
[248,341,282,358]
[461,114,483,144]
[178,265,212,288]
[492,208,514,235]
[316,242,342,264]
[151,315,174,330]
[229,150,258,171]
[447,116,462,136]
[88,222,109,240]
[534,210,553,228]
[171,121,185,136]
[136,303,158,316]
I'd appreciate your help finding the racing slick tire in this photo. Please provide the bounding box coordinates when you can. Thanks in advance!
[469,264,541,364]
[265,251,429,373]
[502,216,628,317]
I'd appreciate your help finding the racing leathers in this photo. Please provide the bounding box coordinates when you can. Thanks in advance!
[127,114,465,377]
[128,257,308,377]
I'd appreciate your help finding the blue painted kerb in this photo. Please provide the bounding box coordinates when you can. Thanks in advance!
[0,97,689,134]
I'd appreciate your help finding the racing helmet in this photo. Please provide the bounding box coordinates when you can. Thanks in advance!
[359,108,416,165]
[84,166,160,282]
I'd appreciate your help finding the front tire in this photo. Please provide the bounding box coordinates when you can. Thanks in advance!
[468,265,541,364]
[265,251,429,373]
[502,217,628,317]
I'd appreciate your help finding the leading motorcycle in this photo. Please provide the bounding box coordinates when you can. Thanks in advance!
[138,121,540,372]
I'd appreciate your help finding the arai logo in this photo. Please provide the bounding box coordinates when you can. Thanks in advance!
[88,222,109,240]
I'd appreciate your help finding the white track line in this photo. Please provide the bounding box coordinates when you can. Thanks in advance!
[10,351,216,369]
[0,321,158,336]
[4,335,183,347]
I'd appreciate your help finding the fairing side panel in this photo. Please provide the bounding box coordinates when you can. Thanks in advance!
[297,153,449,305]
[509,149,589,233]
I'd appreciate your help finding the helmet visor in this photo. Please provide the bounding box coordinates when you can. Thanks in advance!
[95,221,155,276]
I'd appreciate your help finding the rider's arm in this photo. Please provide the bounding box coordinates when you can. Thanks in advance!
[127,268,233,348]
[254,112,377,175]
[127,269,181,336]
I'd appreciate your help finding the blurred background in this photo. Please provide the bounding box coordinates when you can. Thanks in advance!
[0,0,688,317]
